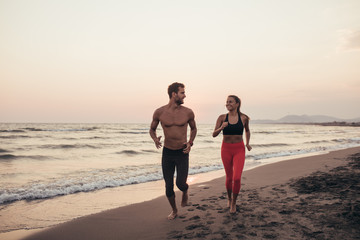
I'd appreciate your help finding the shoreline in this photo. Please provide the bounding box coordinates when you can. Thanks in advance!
[16,146,360,240]
[0,148,332,239]
[0,170,225,240]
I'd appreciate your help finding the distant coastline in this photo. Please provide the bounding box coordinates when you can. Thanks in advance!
[254,122,360,127]
[316,122,360,127]
[253,114,360,126]
[276,122,360,127]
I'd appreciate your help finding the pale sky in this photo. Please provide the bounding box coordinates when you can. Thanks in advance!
[1,0,360,123]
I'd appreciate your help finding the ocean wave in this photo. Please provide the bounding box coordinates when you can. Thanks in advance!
[254,130,306,134]
[0,135,30,139]
[45,127,98,132]
[196,134,207,137]
[253,131,278,134]
[141,149,158,154]
[248,142,360,161]
[88,136,107,139]
[0,163,226,204]
[0,149,10,153]
[248,147,327,161]
[252,143,290,147]
[188,164,223,174]
[116,150,140,155]
[40,144,99,149]
[305,140,329,144]
[0,127,99,134]
[307,138,360,145]
[23,127,42,131]
[0,154,17,160]
[9,127,99,132]
[0,154,48,160]
[331,138,360,144]
[118,131,148,134]
[0,129,26,133]
[2,141,360,205]
[115,149,158,155]
[0,171,163,204]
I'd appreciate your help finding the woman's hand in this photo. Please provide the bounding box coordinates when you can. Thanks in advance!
[246,144,252,151]
[213,115,227,138]
[221,121,228,130]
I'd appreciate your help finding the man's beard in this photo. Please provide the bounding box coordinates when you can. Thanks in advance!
[175,99,184,105]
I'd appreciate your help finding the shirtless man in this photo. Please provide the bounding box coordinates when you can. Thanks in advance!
[149,82,197,220]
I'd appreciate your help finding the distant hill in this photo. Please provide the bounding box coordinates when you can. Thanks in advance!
[278,115,342,123]
[252,114,360,124]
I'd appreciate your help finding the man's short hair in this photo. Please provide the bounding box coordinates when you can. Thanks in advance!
[168,82,185,99]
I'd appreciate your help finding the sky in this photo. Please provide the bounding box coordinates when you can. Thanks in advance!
[1,0,360,123]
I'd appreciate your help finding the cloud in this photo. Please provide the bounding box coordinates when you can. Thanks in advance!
[338,29,360,52]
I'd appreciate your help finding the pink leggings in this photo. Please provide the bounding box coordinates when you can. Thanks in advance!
[221,141,245,195]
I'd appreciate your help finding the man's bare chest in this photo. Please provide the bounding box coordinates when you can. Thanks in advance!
[159,111,188,128]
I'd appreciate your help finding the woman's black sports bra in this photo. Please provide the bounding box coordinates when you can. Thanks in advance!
[223,112,244,135]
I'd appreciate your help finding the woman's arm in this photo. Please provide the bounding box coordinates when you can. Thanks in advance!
[244,117,252,151]
[213,115,227,137]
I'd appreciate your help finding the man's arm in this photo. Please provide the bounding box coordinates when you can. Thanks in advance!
[149,109,162,149]
[183,110,197,153]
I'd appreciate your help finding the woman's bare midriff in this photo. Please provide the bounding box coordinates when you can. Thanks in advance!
[223,135,243,143]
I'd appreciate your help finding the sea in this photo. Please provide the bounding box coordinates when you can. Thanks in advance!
[1,123,360,235]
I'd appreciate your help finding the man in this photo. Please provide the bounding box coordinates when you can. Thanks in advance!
[149,82,197,220]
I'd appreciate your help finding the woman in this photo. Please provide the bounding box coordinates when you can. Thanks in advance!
[213,95,252,213]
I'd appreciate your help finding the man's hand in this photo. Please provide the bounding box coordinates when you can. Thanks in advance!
[154,136,162,149]
[183,142,192,154]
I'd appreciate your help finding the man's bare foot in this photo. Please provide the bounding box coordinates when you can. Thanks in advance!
[181,191,188,207]
[167,210,177,220]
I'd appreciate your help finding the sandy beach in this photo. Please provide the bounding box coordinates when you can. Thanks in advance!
[18,146,360,240]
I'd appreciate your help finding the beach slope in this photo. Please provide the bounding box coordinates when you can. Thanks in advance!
[23,147,360,240]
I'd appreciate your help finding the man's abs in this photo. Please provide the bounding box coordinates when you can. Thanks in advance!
[163,126,187,150]
[164,139,187,150]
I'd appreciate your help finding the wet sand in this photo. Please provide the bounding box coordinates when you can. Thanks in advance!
[22,146,360,240]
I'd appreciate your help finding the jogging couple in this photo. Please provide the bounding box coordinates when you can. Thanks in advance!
[149,82,251,219]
